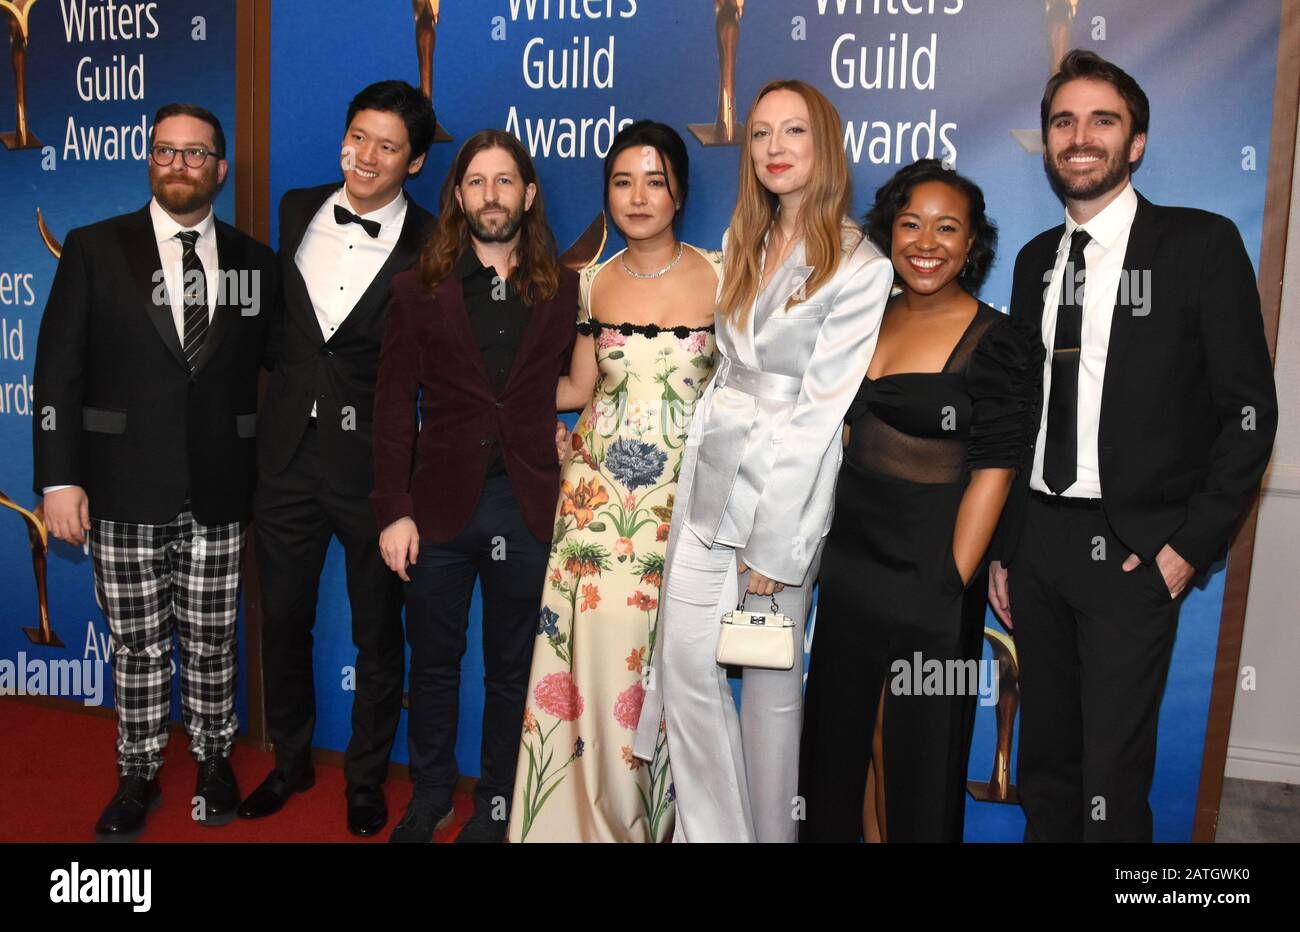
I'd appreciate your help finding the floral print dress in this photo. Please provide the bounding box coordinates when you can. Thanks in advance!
[507,245,721,842]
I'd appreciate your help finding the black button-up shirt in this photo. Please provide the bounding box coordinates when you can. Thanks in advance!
[456,248,529,477]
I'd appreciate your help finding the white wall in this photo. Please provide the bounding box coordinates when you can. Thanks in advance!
[1227,98,1300,786]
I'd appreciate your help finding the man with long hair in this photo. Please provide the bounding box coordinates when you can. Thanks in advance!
[372,129,579,843]
[238,81,436,836]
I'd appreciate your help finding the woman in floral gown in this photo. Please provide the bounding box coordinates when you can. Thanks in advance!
[507,122,721,842]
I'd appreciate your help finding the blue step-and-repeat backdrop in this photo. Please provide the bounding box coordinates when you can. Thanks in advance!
[2,0,1282,841]
[0,0,244,724]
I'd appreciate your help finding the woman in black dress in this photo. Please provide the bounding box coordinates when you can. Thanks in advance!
[799,160,1042,842]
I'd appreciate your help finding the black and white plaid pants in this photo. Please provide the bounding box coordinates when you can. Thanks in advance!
[90,509,243,779]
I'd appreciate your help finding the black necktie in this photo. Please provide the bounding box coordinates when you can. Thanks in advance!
[334,204,381,238]
[1043,228,1091,494]
[176,230,208,369]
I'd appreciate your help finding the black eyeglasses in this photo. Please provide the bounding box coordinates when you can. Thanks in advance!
[150,145,222,168]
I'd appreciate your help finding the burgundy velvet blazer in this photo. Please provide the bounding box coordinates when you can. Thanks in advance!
[371,263,578,543]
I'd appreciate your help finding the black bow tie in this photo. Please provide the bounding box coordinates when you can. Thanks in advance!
[334,204,381,238]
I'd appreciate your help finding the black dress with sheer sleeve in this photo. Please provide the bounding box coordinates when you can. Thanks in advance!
[799,302,1041,842]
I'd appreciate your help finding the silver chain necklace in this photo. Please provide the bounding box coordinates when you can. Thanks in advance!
[620,242,684,279]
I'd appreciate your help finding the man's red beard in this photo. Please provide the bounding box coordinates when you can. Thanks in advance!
[151,173,217,214]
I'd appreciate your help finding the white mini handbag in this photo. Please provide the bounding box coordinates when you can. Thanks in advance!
[717,593,796,670]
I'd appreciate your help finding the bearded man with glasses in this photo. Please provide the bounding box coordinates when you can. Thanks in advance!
[32,102,278,842]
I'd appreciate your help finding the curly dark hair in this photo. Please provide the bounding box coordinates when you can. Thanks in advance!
[863,158,997,293]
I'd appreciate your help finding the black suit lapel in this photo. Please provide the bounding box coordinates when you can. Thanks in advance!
[191,222,239,374]
[1025,230,1063,336]
[124,205,190,371]
[1099,194,1161,433]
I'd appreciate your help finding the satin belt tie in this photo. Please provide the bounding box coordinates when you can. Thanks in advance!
[713,356,802,403]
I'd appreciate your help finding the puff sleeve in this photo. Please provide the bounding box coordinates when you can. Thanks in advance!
[965,314,1044,473]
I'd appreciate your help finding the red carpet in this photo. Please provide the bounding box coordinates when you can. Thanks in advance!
[0,698,474,843]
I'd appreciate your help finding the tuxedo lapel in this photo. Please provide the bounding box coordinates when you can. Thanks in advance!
[280,186,336,349]
[123,205,190,371]
[329,196,427,345]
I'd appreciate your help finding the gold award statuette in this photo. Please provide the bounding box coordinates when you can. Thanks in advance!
[0,490,65,648]
[1010,0,1078,155]
[36,206,62,258]
[0,0,41,150]
[688,0,744,147]
[966,627,1018,803]
[412,0,452,142]
[559,212,607,272]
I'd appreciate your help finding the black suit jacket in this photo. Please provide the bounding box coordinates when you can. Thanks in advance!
[993,194,1277,574]
[258,184,435,497]
[32,204,278,525]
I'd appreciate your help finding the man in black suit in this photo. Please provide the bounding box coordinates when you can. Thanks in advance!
[33,103,277,841]
[988,50,1277,842]
[236,81,436,836]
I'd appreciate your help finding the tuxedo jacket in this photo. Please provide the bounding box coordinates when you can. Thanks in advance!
[258,184,435,497]
[993,194,1277,573]
[31,205,277,525]
[371,264,580,544]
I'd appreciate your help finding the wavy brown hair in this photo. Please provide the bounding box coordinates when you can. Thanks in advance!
[417,129,559,305]
[717,79,860,327]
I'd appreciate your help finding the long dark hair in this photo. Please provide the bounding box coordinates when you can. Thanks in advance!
[417,129,560,305]
[863,158,997,292]
[602,120,690,233]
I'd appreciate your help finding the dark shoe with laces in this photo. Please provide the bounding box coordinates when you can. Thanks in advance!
[388,797,454,843]
[237,767,315,820]
[194,756,240,827]
[453,807,507,844]
[94,775,161,843]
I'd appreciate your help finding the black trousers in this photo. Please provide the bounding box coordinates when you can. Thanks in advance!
[1012,495,1183,842]
[254,424,405,790]
[403,474,549,815]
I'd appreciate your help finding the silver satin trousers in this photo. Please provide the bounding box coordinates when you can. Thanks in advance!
[657,524,821,843]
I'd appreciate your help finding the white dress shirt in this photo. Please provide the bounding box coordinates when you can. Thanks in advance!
[44,200,219,496]
[150,197,219,341]
[1029,182,1139,498]
[294,186,407,417]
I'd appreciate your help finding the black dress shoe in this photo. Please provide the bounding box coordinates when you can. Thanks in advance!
[387,797,454,843]
[453,808,507,844]
[237,767,315,820]
[94,775,161,843]
[194,756,240,827]
[347,785,388,837]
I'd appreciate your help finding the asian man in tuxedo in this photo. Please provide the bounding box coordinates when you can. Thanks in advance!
[33,103,277,841]
[237,81,436,836]
[988,50,1277,842]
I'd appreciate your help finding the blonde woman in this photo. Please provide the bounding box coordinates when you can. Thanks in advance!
[634,79,893,842]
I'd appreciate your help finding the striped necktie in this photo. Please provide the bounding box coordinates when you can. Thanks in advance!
[175,230,208,369]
